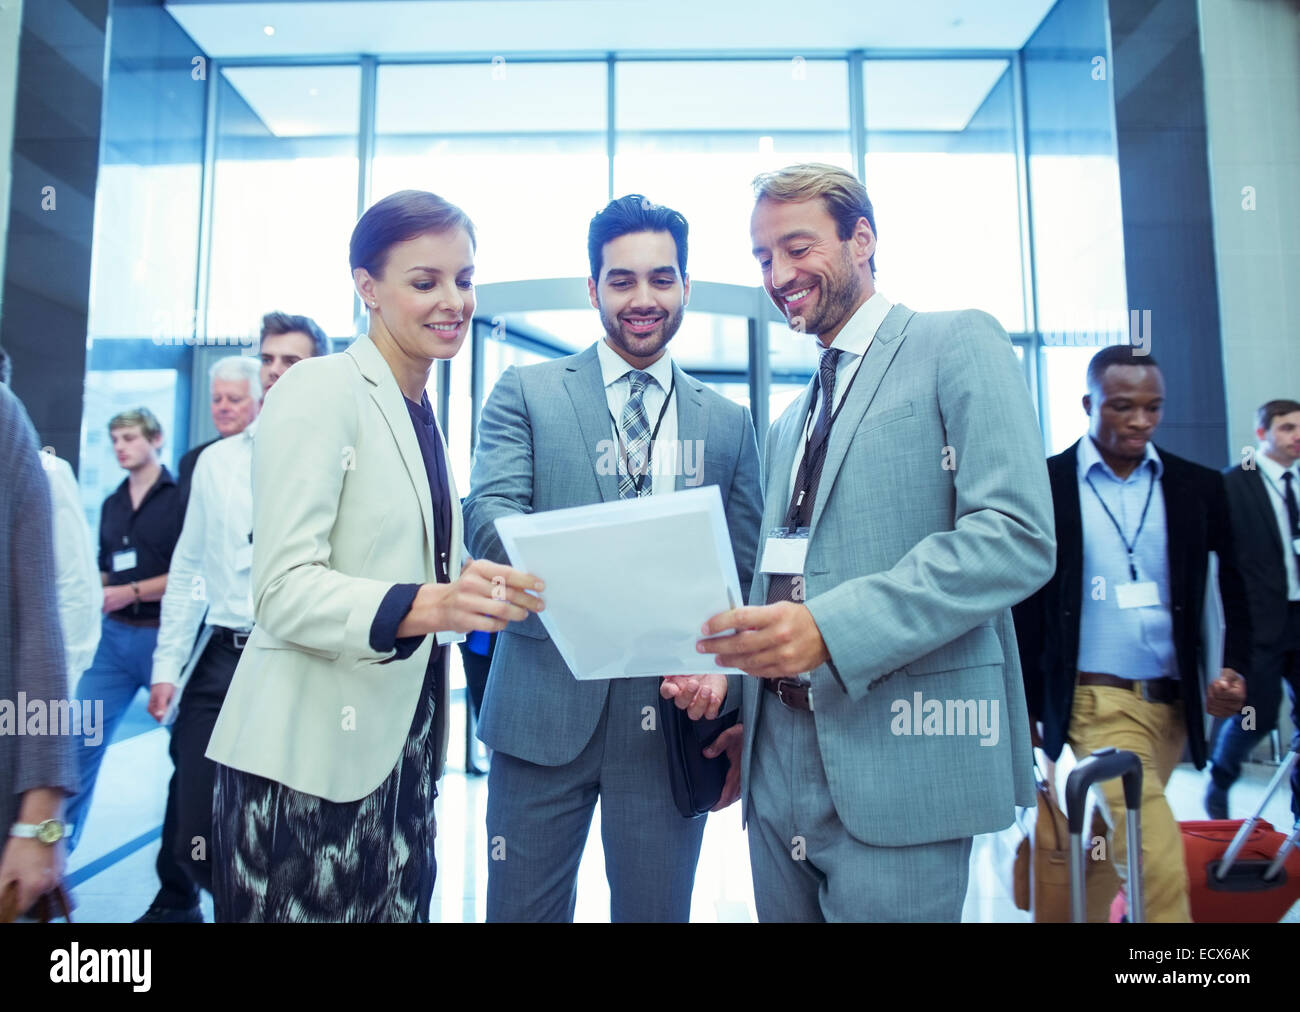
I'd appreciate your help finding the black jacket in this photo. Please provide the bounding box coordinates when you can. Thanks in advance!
[176,437,218,517]
[1013,439,1251,768]
[1222,463,1292,646]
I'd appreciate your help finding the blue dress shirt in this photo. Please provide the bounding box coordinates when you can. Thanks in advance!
[1076,437,1176,680]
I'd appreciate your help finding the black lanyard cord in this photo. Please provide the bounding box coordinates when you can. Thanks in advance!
[784,351,867,530]
[1084,466,1156,581]
[608,372,676,496]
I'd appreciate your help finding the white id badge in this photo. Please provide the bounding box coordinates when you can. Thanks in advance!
[111,548,138,572]
[1115,581,1160,609]
[760,527,810,575]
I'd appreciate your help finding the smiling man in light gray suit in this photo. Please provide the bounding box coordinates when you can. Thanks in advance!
[464,195,763,922]
[699,163,1055,922]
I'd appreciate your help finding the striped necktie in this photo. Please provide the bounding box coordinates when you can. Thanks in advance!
[618,370,655,499]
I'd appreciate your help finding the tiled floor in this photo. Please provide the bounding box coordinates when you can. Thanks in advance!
[64,687,1298,923]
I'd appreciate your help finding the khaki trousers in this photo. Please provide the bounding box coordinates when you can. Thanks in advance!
[1067,683,1192,923]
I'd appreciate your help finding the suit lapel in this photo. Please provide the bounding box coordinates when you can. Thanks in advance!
[1056,442,1084,565]
[346,337,437,571]
[807,304,915,537]
[672,363,707,492]
[1160,450,1190,618]
[563,344,620,503]
[1245,467,1284,557]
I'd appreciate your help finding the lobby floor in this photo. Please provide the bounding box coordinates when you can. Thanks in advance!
[63,684,1299,924]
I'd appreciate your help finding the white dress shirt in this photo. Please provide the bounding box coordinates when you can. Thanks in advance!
[596,337,678,497]
[43,453,101,690]
[1256,448,1300,601]
[152,422,257,685]
[787,291,893,503]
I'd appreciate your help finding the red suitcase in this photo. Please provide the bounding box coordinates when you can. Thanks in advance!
[1180,746,1300,923]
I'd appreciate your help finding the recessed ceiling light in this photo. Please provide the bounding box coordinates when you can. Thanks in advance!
[263,25,275,37]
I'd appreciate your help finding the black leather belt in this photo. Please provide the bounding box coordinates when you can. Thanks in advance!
[212,626,251,650]
[1077,671,1181,704]
[763,677,814,712]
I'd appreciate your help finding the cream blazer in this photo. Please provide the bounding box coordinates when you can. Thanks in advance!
[206,334,462,801]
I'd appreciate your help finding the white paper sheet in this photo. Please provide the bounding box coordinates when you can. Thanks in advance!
[494,486,743,679]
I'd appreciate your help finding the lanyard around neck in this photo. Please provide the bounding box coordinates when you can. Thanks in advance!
[1084,465,1156,581]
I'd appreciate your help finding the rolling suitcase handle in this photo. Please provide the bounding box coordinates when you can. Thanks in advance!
[1066,747,1144,923]
[1215,744,1300,882]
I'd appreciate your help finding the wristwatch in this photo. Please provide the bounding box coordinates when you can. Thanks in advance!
[130,580,141,600]
[9,819,71,845]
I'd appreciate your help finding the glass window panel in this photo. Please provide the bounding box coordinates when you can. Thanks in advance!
[665,313,748,375]
[615,60,852,287]
[373,63,607,284]
[1041,345,1096,454]
[89,50,204,343]
[509,310,593,355]
[208,66,360,340]
[432,354,473,495]
[864,60,1025,333]
[770,382,809,429]
[703,382,750,411]
[769,319,821,377]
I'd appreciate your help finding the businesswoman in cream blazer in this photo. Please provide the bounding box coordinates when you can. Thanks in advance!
[207,191,544,922]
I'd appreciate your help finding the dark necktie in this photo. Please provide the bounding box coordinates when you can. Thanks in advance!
[767,347,843,605]
[618,370,655,500]
[1283,471,1300,583]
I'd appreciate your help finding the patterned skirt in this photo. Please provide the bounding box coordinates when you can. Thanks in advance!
[211,647,442,923]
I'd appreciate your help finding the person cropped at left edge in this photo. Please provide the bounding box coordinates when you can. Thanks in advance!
[64,407,181,855]
[206,190,544,923]
[0,383,76,918]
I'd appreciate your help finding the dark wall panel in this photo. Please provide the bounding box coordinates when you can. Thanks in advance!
[1,0,109,466]
[1108,0,1228,467]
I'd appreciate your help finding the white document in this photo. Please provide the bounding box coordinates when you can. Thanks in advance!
[494,485,743,680]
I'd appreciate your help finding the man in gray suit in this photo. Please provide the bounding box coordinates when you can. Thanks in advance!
[698,163,1055,921]
[464,195,763,922]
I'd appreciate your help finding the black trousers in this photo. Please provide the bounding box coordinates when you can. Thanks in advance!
[1210,601,1300,818]
[155,636,240,900]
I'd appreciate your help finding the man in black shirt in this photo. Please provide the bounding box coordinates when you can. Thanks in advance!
[65,408,184,871]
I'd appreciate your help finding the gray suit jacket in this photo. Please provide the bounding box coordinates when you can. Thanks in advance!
[464,342,764,766]
[741,304,1055,847]
[0,385,75,836]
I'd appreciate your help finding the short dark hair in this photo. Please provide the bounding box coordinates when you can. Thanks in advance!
[1257,398,1300,431]
[1086,344,1161,395]
[587,195,689,281]
[0,347,10,386]
[349,189,477,279]
[260,311,330,357]
[752,163,878,275]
